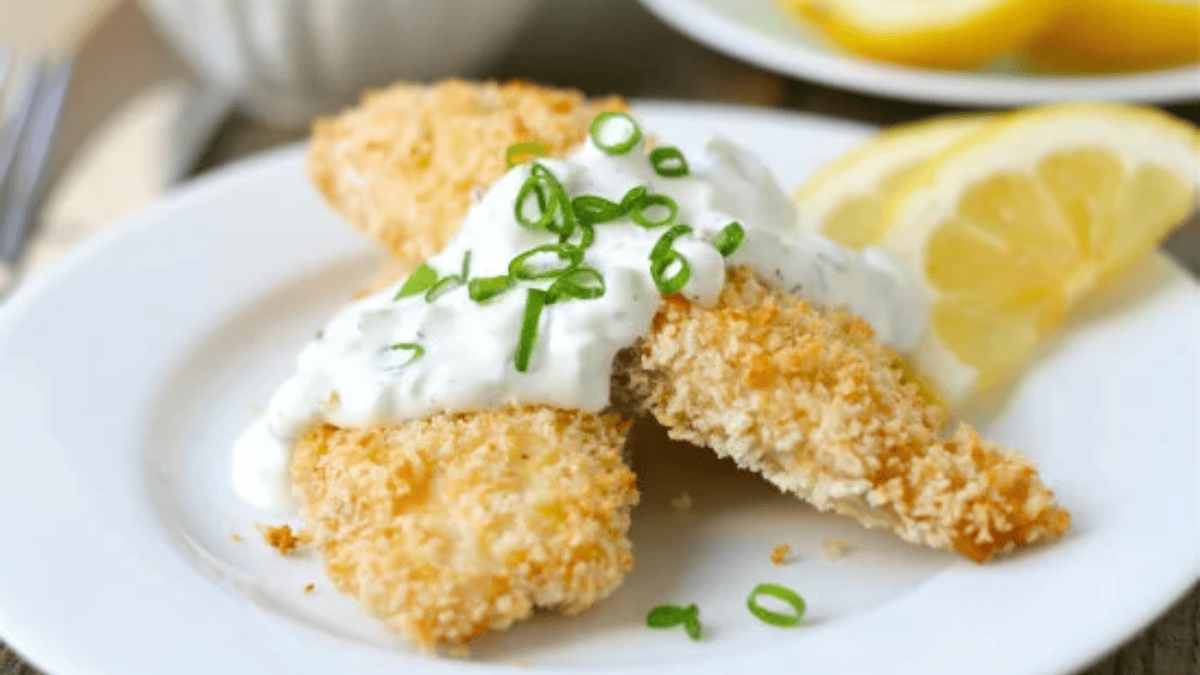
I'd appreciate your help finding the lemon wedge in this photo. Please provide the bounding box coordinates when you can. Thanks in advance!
[796,114,994,248]
[880,104,1199,404]
[1030,0,1200,72]
[783,0,1059,69]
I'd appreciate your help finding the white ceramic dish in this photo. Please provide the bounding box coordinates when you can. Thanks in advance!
[139,0,540,128]
[0,102,1197,675]
[639,0,1200,106]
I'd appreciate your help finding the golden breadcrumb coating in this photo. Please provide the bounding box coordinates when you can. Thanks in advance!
[629,268,1070,563]
[290,406,638,648]
[309,79,627,266]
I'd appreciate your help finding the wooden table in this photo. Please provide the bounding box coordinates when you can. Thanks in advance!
[3,1,1197,673]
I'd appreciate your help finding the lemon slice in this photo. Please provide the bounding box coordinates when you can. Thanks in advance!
[1029,0,1200,73]
[796,114,995,248]
[881,103,1199,404]
[782,0,1058,69]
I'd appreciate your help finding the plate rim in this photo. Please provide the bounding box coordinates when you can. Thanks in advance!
[638,0,1200,106]
[0,101,1196,675]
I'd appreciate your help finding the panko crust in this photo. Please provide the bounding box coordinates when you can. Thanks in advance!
[290,406,638,648]
[308,79,627,266]
[630,267,1070,562]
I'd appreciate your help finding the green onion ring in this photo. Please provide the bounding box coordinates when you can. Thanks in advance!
[682,607,702,641]
[620,185,648,210]
[645,605,687,628]
[645,604,702,641]
[650,250,691,295]
[547,266,605,302]
[746,583,806,628]
[713,221,746,257]
[571,194,626,225]
[509,243,584,280]
[506,141,547,168]
[560,221,595,250]
[649,146,690,177]
[514,177,559,231]
[514,288,549,372]
[530,164,577,239]
[394,263,438,300]
[468,275,512,302]
[650,224,693,262]
[589,111,642,155]
[630,193,678,229]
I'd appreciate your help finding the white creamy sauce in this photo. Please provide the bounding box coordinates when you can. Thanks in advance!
[231,133,929,510]
[230,418,295,512]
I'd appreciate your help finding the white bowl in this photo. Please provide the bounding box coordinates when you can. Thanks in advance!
[139,0,541,128]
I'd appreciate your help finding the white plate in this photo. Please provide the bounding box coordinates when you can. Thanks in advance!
[639,0,1200,106]
[0,102,1197,675]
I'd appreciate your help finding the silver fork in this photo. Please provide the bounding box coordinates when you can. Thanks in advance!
[0,51,72,299]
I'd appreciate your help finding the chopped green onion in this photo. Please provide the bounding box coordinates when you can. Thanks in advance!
[514,288,548,372]
[713,221,746,257]
[424,275,462,301]
[515,176,560,231]
[389,342,425,364]
[571,194,626,225]
[547,265,605,302]
[650,250,691,295]
[518,164,576,240]
[577,222,597,249]
[630,193,678,229]
[746,583,806,628]
[645,604,702,641]
[529,162,558,183]
[395,263,438,300]
[683,608,702,641]
[559,220,595,250]
[650,224,693,262]
[315,329,324,340]
[509,243,584,280]
[506,141,547,168]
[460,250,472,279]
[620,185,648,210]
[589,111,642,155]
[649,146,690,177]
[468,275,512,302]
[646,605,686,628]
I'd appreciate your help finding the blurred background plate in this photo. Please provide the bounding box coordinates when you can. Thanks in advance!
[638,0,1200,106]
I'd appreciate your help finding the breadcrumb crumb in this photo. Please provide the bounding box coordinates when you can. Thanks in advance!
[304,583,316,593]
[770,543,792,565]
[630,268,1071,563]
[258,524,308,555]
[229,533,243,543]
[822,539,852,559]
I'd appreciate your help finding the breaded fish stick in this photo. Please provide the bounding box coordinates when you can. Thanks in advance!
[629,268,1070,562]
[290,406,637,648]
[308,79,627,266]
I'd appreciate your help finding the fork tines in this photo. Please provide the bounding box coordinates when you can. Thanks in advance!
[0,53,72,271]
